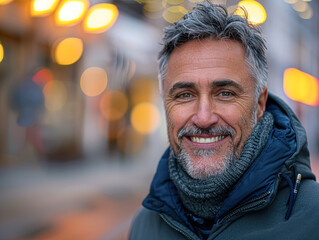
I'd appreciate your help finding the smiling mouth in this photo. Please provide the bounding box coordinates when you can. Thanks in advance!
[188,135,226,144]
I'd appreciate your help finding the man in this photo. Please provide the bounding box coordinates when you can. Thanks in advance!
[129,2,319,240]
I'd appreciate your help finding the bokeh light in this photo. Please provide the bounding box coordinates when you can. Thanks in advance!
[166,0,185,4]
[235,0,267,25]
[293,1,308,12]
[31,0,60,17]
[131,102,160,134]
[0,42,3,63]
[299,6,313,19]
[143,1,163,19]
[130,78,157,106]
[43,81,68,111]
[283,68,319,106]
[100,90,128,121]
[162,6,188,23]
[32,68,54,86]
[55,0,89,26]
[80,67,108,97]
[54,37,83,65]
[83,3,119,33]
[0,0,13,5]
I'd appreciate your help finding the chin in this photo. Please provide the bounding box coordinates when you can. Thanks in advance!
[177,149,233,179]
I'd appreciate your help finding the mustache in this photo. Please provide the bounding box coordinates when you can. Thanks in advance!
[177,125,235,141]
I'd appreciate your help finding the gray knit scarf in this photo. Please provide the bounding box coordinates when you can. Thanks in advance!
[169,111,274,220]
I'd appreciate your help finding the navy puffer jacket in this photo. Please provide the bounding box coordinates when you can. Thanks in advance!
[129,93,319,240]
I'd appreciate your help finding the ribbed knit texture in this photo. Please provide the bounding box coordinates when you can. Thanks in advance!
[169,111,274,220]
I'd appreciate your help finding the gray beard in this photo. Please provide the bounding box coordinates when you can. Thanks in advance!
[174,104,258,179]
[176,145,238,179]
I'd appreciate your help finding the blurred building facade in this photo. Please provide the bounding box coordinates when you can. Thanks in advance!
[0,0,318,166]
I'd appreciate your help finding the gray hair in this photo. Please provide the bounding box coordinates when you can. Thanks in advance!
[158,2,268,100]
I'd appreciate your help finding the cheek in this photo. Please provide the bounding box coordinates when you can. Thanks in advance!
[165,105,191,137]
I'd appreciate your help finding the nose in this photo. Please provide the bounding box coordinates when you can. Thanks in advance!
[191,95,219,128]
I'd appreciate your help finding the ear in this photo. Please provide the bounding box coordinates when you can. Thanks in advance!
[257,87,268,121]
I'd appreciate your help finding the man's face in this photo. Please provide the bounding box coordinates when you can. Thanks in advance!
[164,38,267,179]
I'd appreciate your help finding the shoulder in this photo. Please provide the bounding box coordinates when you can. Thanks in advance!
[296,179,319,208]
[129,207,188,240]
[129,207,163,240]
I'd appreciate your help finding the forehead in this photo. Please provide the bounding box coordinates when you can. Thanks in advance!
[164,38,251,88]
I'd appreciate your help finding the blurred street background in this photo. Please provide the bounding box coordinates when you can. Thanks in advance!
[0,0,319,239]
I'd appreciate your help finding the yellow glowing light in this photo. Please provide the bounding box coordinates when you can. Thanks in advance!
[54,37,83,65]
[144,1,163,12]
[143,2,163,19]
[83,3,119,33]
[130,78,157,106]
[299,6,313,19]
[55,0,89,26]
[293,1,308,12]
[283,68,319,106]
[131,103,160,134]
[162,6,188,23]
[167,0,185,5]
[43,81,68,111]
[80,67,108,97]
[235,0,267,25]
[0,0,13,5]
[32,68,54,86]
[31,0,60,17]
[100,91,128,121]
[0,42,4,63]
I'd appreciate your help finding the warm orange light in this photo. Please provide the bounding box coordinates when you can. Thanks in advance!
[55,0,89,26]
[162,6,188,23]
[130,78,157,106]
[80,67,108,97]
[100,91,128,121]
[31,0,60,17]
[235,0,267,25]
[54,37,83,65]
[43,81,68,111]
[0,42,3,63]
[0,0,13,5]
[167,0,185,4]
[83,3,119,33]
[131,102,160,134]
[283,68,319,106]
[32,68,54,86]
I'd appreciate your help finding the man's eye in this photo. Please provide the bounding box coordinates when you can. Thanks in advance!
[219,91,233,97]
[177,92,193,99]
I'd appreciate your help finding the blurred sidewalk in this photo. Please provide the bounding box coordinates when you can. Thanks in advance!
[0,155,158,240]
[1,154,318,240]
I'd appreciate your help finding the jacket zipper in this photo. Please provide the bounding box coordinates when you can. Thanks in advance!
[218,191,271,223]
[160,213,199,240]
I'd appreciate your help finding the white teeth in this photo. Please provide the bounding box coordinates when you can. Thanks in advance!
[190,136,226,143]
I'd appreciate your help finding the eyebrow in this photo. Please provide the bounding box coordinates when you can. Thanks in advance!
[210,79,244,92]
[168,82,196,96]
[168,79,244,96]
